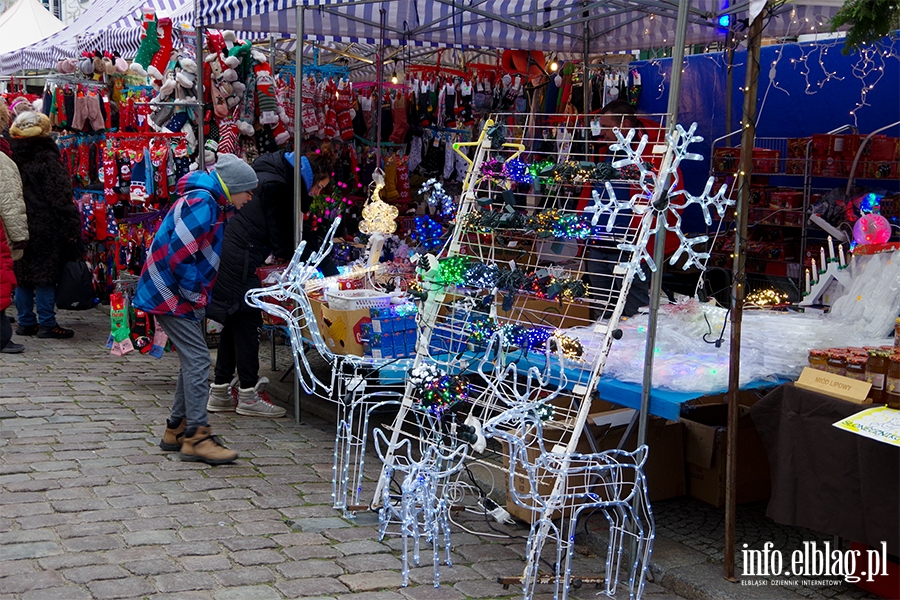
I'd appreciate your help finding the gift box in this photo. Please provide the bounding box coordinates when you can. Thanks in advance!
[712,148,781,173]
[811,134,844,158]
[783,211,803,228]
[787,137,811,159]
[769,190,804,210]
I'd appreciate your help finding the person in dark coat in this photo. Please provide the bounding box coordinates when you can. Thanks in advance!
[206,144,337,416]
[9,111,81,339]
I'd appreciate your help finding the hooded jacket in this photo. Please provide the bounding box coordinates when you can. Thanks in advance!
[133,172,230,320]
[0,151,28,261]
[9,136,80,287]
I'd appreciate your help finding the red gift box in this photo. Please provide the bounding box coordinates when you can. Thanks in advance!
[769,190,804,209]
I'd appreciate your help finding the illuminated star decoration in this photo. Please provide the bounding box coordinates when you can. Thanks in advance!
[359,169,399,235]
[592,123,734,280]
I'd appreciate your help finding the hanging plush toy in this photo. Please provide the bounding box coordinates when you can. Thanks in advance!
[254,59,279,125]
[150,17,174,77]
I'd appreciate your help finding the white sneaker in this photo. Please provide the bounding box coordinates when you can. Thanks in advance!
[207,376,238,412]
[236,377,286,417]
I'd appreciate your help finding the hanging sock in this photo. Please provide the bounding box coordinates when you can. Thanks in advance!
[381,158,400,201]
[408,136,423,173]
[443,139,455,180]
[254,62,279,125]
[388,94,408,144]
[443,82,457,128]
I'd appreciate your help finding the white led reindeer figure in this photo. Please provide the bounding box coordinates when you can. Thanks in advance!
[477,332,655,600]
[372,427,469,588]
[245,217,415,515]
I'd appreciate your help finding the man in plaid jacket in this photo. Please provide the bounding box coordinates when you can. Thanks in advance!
[134,154,257,465]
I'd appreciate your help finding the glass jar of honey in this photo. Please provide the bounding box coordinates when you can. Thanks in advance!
[808,349,829,371]
[866,350,889,404]
[846,356,867,381]
[826,353,847,377]
[886,355,900,409]
[895,318,900,348]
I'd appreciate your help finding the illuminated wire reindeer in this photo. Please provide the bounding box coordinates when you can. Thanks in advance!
[478,332,654,600]
[372,427,469,588]
[245,217,415,514]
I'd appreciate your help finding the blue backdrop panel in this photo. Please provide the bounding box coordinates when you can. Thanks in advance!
[633,36,900,231]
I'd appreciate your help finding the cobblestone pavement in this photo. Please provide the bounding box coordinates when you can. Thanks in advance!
[0,308,686,600]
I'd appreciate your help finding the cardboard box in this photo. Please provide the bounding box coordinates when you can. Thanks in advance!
[712,148,781,173]
[497,296,591,330]
[680,394,771,508]
[317,301,372,356]
[591,413,687,503]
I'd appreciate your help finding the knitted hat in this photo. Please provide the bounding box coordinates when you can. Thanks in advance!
[0,99,9,133]
[8,97,34,117]
[214,153,258,194]
[10,111,51,138]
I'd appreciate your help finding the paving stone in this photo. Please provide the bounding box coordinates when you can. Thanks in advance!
[231,549,287,566]
[235,520,293,536]
[0,558,38,578]
[453,580,519,598]
[0,570,65,593]
[271,532,331,547]
[334,540,391,556]
[21,586,93,600]
[336,553,403,573]
[323,528,380,543]
[291,518,354,532]
[121,559,182,576]
[339,571,404,593]
[397,586,467,600]
[276,560,344,579]
[179,525,238,542]
[88,577,156,599]
[57,522,121,538]
[405,565,483,586]
[284,545,344,561]
[214,586,285,600]
[276,577,350,598]
[37,552,105,570]
[61,535,124,552]
[334,594,406,600]
[165,542,223,557]
[155,572,218,593]
[123,530,181,546]
[62,564,131,583]
[0,529,56,544]
[0,541,62,561]
[213,567,277,587]
[177,554,233,571]
[221,536,279,551]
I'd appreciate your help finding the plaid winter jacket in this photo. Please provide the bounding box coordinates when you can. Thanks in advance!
[133,172,229,320]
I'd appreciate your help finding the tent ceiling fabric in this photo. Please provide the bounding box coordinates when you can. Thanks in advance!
[0,0,65,55]
[197,0,842,53]
[1,0,192,74]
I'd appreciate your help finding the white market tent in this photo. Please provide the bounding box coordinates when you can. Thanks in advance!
[0,0,193,74]
[0,0,65,56]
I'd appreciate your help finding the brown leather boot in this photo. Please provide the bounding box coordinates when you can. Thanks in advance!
[178,426,238,465]
[159,417,186,451]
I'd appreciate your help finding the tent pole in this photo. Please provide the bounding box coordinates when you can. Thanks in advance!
[293,4,305,424]
[725,4,766,582]
[724,28,735,139]
[375,7,386,166]
[269,35,276,74]
[637,0,691,449]
[196,27,206,171]
[583,3,590,154]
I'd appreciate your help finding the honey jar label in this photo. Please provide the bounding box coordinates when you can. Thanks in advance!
[886,376,899,393]
[867,373,885,390]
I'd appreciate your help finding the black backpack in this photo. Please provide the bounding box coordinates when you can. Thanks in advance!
[56,261,96,311]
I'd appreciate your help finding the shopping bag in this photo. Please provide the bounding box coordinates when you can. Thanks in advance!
[56,260,96,311]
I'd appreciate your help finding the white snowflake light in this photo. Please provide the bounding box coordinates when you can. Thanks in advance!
[590,123,734,280]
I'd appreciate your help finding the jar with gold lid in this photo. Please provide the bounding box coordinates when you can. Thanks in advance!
[846,356,867,381]
[826,353,847,377]
[887,355,900,409]
[867,350,889,404]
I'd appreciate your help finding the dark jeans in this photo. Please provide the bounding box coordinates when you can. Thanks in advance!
[15,286,57,328]
[213,309,262,389]
[0,310,11,349]
[586,246,650,320]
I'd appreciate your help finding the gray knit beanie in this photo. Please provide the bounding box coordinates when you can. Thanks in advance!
[214,154,258,194]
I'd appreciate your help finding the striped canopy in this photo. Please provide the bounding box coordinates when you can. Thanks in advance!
[1,0,194,74]
[196,0,843,53]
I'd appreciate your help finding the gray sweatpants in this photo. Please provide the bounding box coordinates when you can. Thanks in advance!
[156,311,210,430]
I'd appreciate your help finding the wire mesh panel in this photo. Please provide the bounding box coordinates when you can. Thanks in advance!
[371,114,730,597]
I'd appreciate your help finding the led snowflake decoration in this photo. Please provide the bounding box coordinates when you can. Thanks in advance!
[587,123,733,280]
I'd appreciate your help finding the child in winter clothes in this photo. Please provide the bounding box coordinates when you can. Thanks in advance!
[0,100,29,354]
[134,154,257,465]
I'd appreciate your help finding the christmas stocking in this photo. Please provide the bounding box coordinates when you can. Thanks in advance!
[217,106,241,155]
[109,292,134,355]
[148,318,169,358]
[388,94,408,144]
[150,18,173,76]
[254,63,279,125]
[132,10,160,71]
